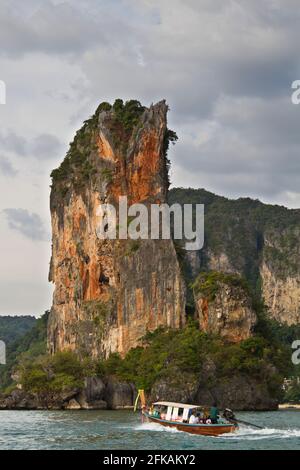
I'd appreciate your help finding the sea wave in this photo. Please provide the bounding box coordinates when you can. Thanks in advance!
[219,425,300,441]
[134,422,182,433]
[134,421,300,440]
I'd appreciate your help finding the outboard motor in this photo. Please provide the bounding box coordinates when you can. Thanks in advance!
[223,408,237,424]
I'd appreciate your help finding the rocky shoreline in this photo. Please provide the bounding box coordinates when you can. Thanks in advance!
[0,377,136,411]
[0,373,280,411]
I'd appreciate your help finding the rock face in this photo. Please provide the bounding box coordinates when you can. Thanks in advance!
[149,367,278,411]
[0,372,277,411]
[169,188,300,325]
[150,372,198,404]
[104,377,136,409]
[65,398,81,410]
[260,225,300,325]
[84,376,106,402]
[194,376,278,411]
[76,377,108,409]
[193,273,256,342]
[260,261,300,325]
[0,377,136,410]
[0,388,79,410]
[48,100,185,358]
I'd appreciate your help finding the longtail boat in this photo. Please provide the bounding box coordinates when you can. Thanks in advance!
[134,391,238,437]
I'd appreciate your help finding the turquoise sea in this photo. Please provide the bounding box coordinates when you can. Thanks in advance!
[0,410,299,450]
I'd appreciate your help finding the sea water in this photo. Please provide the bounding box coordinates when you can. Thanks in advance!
[0,410,299,450]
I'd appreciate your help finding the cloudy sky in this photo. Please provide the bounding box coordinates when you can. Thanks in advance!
[0,0,300,316]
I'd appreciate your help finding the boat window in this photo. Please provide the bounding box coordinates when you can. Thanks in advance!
[178,408,184,420]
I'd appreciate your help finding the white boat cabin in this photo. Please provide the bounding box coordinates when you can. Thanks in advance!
[150,401,202,422]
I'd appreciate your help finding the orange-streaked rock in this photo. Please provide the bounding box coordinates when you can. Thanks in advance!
[48,100,186,358]
[194,282,256,343]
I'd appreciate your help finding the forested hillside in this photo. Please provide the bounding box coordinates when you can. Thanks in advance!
[0,316,36,346]
[0,313,47,390]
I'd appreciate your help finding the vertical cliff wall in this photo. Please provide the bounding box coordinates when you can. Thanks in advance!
[260,226,300,325]
[169,188,300,325]
[48,100,185,358]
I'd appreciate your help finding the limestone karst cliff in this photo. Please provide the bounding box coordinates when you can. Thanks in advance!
[169,188,300,326]
[48,100,185,358]
[260,227,300,325]
[48,100,300,367]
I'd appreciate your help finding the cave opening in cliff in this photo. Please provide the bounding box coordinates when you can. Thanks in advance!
[99,273,109,285]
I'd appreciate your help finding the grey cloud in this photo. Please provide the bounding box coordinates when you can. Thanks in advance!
[172,93,300,200]
[31,134,62,160]
[2,0,298,119]
[0,130,62,160]
[63,0,300,205]
[2,208,49,241]
[0,156,17,176]
[2,0,300,317]
[0,131,27,156]
[69,0,300,127]
[0,1,115,58]
[1,6,300,203]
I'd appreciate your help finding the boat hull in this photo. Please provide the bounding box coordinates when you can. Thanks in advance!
[144,413,237,436]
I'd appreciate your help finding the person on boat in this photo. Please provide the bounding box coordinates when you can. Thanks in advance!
[193,413,200,424]
[162,406,169,420]
[202,407,209,423]
[209,402,220,424]
[189,410,198,424]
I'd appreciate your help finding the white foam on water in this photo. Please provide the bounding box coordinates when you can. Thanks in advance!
[134,422,182,433]
[124,417,300,442]
[220,425,300,441]
[131,422,300,441]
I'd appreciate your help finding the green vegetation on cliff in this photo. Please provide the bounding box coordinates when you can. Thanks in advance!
[50,99,177,194]
[50,99,146,187]
[192,271,250,301]
[2,315,298,404]
[50,106,100,188]
[169,187,300,287]
[97,321,289,398]
[284,380,300,403]
[111,98,145,135]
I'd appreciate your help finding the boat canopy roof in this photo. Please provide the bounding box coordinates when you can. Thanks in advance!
[153,401,201,409]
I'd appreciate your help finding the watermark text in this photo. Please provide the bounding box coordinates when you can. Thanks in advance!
[0,80,6,104]
[96,197,204,251]
[291,339,300,365]
[0,340,6,365]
